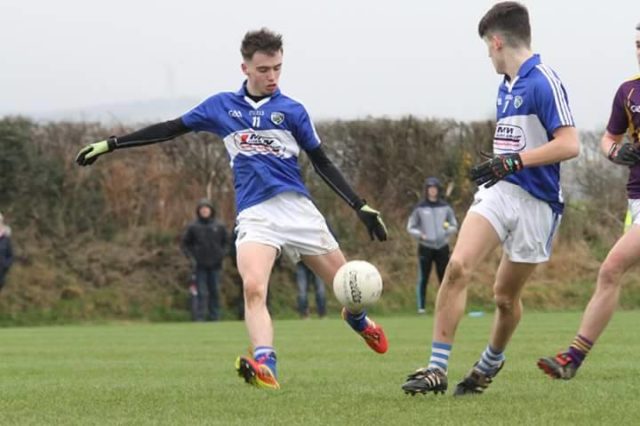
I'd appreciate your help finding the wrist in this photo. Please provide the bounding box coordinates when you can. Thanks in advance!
[107,136,118,151]
[353,199,365,210]
[607,142,619,161]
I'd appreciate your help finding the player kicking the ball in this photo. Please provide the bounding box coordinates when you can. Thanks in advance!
[401,2,579,396]
[538,22,640,380]
[76,28,388,390]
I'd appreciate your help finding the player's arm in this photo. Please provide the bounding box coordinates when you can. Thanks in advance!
[518,126,580,167]
[76,118,191,166]
[306,146,387,241]
[600,84,640,166]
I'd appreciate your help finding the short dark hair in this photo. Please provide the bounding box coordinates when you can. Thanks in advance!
[636,22,640,31]
[240,28,283,61]
[478,2,531,47]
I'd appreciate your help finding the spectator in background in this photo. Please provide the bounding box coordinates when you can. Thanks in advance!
[0,213,13,292]
[181,199,227,321]
[407,177,458,314]
[295,261,326,318]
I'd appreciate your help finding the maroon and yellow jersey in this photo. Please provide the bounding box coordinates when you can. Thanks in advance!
[606,75,640,198]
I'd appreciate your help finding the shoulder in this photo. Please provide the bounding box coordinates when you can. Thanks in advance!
[529,64,567,93]
[275,92,310,115]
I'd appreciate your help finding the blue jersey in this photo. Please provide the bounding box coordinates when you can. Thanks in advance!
[494,54,575,214]
[182,83,321,212]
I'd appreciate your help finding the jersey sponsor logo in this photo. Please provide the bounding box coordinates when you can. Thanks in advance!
[514,96,523,109]
[494,124,526,151]
[233,130,286,156]
[228,110,242,118]
[630,104,640,113]
[271,112,285,125]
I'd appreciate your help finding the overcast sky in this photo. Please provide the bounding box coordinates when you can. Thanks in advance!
[1,0,638,129]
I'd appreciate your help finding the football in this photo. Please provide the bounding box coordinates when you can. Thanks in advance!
[332,260,383,310]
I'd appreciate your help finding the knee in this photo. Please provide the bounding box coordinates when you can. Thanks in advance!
[494,293,520,314]
[243,276,267,306]
[445,257,469,286]
[597,259,624,289]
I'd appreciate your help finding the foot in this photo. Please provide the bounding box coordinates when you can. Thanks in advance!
[417,308,426,314]
[402,367,448,395]
[453,361,504,396]
[235,356,280,390]
[341,308,388,354]
[537,353,578,380]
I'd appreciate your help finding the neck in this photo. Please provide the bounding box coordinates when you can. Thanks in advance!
[504,47,533,81]
[245,81,264,98]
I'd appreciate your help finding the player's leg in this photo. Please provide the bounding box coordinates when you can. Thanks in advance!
[235,241,280,389]
[454,254,536,396]
[303,250,388,354]
[538,225,640,379]
[402,212,501,395]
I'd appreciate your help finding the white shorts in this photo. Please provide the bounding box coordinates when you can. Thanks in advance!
[235,192,339,263]
[468,181,561,263]
[628,199,640,226]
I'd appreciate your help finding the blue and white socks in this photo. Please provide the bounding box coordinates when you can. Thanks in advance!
[428,342,452,372]
[344,309,368,332]
[476,344,505,375]
[254,346,277,377]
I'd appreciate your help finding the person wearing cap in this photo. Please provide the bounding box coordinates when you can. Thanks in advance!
[181,199,228,321]
[407,177,458,314]
[0,213,13,293]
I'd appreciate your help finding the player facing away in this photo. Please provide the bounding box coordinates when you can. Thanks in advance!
[75,28,389,390]
[401,2,580,396]
[538,23,640,380]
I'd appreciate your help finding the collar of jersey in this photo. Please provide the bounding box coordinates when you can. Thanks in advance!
[234,80,282,100]
[503,53,541,86]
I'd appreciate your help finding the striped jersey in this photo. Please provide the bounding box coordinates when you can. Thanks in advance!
[606,75,640,198]
[181,82,321,212]
[494,54,575,214]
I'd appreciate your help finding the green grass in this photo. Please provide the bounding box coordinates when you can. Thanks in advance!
[1,311,639,425]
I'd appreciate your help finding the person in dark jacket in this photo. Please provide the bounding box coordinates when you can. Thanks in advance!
[407,177,458,313]
[181,199,228,321]
[0,213,14,292]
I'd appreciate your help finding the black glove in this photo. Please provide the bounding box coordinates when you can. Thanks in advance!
[356,203,388,241]
[469,153,524,188]
[75,136,118,166]
[607,143,640,166]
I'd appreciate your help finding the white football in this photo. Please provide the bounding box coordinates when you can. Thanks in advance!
[333,260,383,310]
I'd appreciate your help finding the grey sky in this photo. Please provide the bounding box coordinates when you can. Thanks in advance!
[1,0,638,129]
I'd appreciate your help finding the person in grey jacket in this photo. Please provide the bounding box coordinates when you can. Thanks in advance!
[407,177,458,313]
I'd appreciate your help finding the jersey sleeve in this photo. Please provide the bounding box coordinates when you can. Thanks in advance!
[606,84,629,135]
[181,95,223,135]
[534,70,575,134]
[292,105,322,151]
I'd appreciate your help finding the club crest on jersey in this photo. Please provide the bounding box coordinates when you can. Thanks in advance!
[271,112,285,125]
[514,96,523,109]
[494,124,526,152]
[631,104,640,113]
[233,131,286,157]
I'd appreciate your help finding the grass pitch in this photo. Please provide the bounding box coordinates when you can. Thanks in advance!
[1,311,639,425]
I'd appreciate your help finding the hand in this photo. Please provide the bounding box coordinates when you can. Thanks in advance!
[608,143,640,166]
[356,204,388,241]
[75,136,117,166]
[420,233,428,241]
[469,153,523,188]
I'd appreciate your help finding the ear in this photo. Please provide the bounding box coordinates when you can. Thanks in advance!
[241,62,249,76]
[492,34,504,50]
